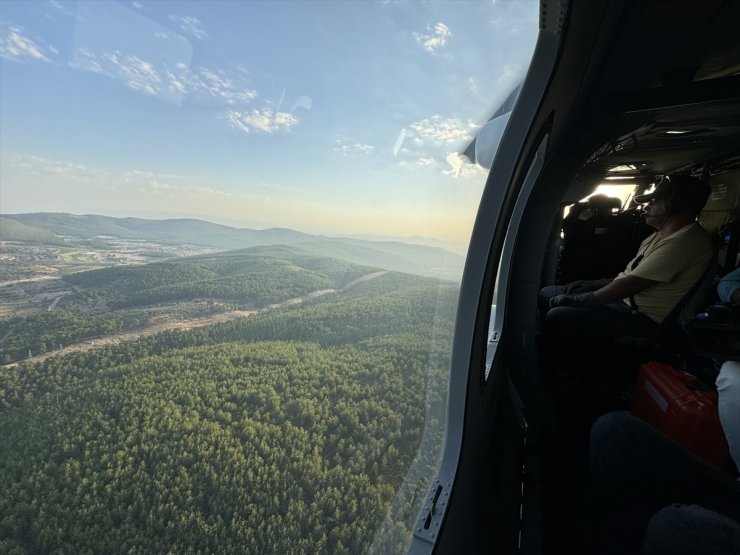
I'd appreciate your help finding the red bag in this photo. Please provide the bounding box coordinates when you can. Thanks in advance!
[631,361,730,468]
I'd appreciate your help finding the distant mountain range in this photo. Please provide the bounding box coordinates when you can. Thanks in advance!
[0,213,464,280]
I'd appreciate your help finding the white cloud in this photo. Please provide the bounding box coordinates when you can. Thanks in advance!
[69,48,105,73]
[132,1,144,9]
[121,169,187,183]
[334,140,375,155]
[196,66,257,104]
[123,170,265,200]
[393,114,481,177]
[70,49,257,104]
[394,115,483,177]
[414,22,451,53]
[224,108,298,134]
[3,152,270,203]
[415,157,436,167]
[147,180,268,202]
[102,51,162,96]
[2,153,109,181]
[444,152,486,178]
[166,72,187,94]
[409,115,479,145]
[0,25,53,62]
[49,0,74,16]
[169,14,208,40]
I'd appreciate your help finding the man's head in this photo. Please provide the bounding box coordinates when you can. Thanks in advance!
[634,174,711,228]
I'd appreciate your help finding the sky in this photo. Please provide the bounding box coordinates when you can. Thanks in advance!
[0,0,539,243]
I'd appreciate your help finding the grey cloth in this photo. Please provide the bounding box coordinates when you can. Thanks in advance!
[644,504,740,555]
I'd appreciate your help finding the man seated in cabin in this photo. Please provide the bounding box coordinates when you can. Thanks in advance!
[539,174,713,386]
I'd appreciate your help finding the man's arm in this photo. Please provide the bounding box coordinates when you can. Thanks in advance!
[550,275,657,308]
[592,275,658,304]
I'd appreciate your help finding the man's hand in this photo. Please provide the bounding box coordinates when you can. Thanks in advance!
[562,278,612,294]
[549,292,597,308]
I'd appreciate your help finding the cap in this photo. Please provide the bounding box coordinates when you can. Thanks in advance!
[633,174,711,212]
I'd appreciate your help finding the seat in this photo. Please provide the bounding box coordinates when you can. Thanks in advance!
[613,255,718,357]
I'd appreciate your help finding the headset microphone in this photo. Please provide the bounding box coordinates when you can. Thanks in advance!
[640,210,671,220]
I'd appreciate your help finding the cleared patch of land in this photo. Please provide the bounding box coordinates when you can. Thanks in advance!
[10,309,257,366]
[3,271,386,367]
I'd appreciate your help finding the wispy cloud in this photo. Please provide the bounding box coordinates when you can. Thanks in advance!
[118,168,263,200]
[224,108,298,134]
[0,25,54,62]
[70,49,258,104]
[121,169,187,183]
[409,115,479,145]
[104,51,161,95]
[195,66,257,103]
[49,0,75,17]
[2,153,109,181]
[334,140,375,155]
[3,152,269,201]
[145,180,267,202]
[415,156,436,167]
[168,14,208,40]
[414,22,451,53]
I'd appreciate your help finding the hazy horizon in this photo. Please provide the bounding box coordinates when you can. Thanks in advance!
[0,208,470,253]
[1,0,539,244]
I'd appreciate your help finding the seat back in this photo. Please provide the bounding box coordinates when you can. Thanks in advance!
[676,258,719,328]
[652,254,718,348]
[612,254,718,354]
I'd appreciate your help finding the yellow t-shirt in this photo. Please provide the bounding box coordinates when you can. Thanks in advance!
[616,222,714,323]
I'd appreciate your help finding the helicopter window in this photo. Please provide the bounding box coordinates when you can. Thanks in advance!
[0,1,539,553]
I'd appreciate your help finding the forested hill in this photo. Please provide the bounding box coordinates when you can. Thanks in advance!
[63,245,377,309]
[2,212,464,278]
[0,216,67,246]
[0,247,381,364]
[2,212,311,247]
[0,272,458,554]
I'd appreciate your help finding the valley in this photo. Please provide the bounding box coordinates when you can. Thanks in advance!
[0,214,457,554]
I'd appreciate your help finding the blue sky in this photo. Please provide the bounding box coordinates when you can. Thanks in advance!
[0,0,538,243]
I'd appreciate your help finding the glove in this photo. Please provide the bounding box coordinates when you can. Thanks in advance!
[549,292,597,308]
[562,278,611,294]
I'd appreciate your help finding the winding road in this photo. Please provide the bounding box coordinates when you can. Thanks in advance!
[3,271,387,367]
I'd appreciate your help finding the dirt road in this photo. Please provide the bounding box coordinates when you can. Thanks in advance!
[4,271,387,367]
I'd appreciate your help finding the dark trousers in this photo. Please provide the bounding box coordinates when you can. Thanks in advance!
[538,285,658,386]
[537,287,661,551]
[538,287,660,551]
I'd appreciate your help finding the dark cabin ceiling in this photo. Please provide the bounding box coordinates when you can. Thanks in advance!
[577,0,740,181]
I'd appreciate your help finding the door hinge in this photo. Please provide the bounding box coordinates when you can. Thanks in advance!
[413,478,451,544]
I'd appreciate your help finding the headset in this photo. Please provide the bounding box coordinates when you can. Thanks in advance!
[640,175,702,219]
